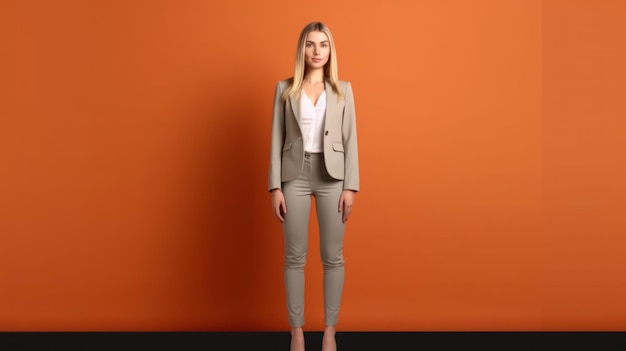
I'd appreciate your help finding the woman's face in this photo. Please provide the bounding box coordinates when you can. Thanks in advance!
[304,31,330,70]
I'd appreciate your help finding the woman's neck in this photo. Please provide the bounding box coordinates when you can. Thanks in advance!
[303,68,325,84]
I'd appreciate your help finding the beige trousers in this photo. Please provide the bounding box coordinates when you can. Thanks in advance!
[281,152,346,328]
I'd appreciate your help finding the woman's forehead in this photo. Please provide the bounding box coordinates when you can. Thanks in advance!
[306,31,329,42]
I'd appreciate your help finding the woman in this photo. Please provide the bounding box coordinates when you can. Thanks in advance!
[268,21,359,351]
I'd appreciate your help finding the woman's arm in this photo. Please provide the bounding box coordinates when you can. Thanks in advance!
[342,81,360,192]
[268,81,286,192]
[268,81,288,223]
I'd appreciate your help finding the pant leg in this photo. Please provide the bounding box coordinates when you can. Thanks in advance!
[281,157,313,328]
[310,154,346,327]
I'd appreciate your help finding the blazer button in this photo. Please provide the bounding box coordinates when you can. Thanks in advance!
[325,131,329,136]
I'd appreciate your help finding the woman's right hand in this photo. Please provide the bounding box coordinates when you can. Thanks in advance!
[271,189,287,223]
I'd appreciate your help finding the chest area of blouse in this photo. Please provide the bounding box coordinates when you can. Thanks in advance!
[300,90,326,121]
[302,82,326,106]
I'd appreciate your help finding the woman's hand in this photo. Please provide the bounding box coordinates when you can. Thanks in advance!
[271,189,287,223]
[338,190,356,223]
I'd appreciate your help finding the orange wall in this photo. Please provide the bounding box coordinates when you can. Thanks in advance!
[0,0,624,331]
[542,0,626,330]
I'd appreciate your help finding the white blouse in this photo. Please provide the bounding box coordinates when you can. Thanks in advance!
[299,90,326,153]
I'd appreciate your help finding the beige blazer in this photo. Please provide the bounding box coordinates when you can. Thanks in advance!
[268,78,359,192]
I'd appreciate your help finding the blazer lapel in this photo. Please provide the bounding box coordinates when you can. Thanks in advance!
[289,92,302,130]
[325,80,338,122]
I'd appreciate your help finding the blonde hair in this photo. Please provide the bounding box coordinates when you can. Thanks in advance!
[282,21,343,101]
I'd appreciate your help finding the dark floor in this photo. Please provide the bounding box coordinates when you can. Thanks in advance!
[1,331,626,350]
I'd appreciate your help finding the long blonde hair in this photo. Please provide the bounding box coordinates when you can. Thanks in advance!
[282,22,343,101]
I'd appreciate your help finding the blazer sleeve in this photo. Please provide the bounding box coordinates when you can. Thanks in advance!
[342,81,360,192]
[268,81,285,192]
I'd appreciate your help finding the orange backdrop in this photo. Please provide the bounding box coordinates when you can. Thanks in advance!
[1,0,624,331]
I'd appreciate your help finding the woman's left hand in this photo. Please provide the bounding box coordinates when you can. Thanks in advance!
[338,190,356,223]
